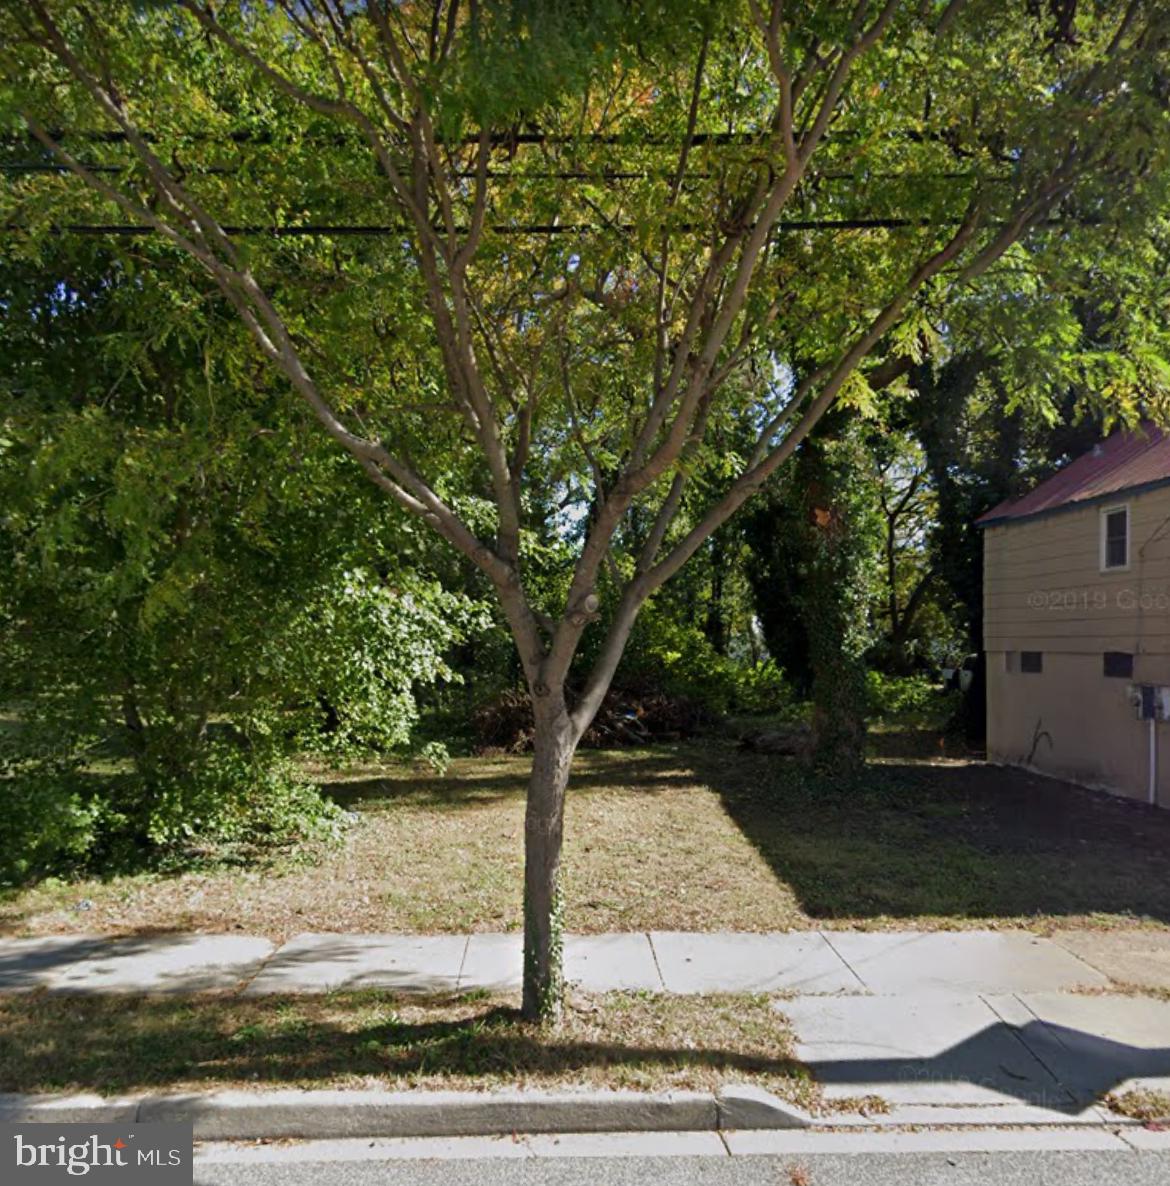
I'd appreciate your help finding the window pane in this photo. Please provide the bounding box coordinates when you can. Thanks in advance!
[1103,651,1134,678]
[1105,509,1127,568]
[1021,651,1043,673]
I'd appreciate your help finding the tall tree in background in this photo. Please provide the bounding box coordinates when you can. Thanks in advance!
[872,433,944,673]
[744,417,882,773]
[4,0,1169,1018]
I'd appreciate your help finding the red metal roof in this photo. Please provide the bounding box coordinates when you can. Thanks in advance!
[977,425,1170,526]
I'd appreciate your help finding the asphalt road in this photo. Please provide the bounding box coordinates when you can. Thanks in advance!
[194,1145,1170,1186]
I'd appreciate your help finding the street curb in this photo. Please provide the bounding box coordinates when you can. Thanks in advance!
[142,1089,718,1139]
[716,1084,812,1130]
[0,1086,809,1139]
[0,1094,140,1123]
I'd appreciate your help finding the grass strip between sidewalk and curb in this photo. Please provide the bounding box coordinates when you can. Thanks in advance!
[0,989,819,1110]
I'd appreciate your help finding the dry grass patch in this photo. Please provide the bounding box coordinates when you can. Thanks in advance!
[0,989,816,1107]
[0,749,803,940]
[824,1093,891,1116]
[1104,1087,1170,1123]
[1074,981,1170,1003]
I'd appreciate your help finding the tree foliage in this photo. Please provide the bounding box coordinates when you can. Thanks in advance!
[0,240,484,883]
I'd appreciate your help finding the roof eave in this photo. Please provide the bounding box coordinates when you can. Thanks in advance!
[976,474,1170,529]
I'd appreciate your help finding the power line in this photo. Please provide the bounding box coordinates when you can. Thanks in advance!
[2,128,757,147]
[0,163,999,179]
[1,216,1086,238]
[0,162,1006,184]
[0,127,985,149]
[2,219,950,237]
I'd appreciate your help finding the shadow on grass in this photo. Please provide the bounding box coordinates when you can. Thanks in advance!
[321,739,1170,926]
[15,738,1166,935]
[684,741,1170,926]
[0,991,805,1096]
[323,752,699,810]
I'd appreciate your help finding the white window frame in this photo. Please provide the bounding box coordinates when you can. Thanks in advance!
[1099,502,1131,572]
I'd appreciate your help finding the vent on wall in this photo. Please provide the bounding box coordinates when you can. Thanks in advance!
[1104,651,1135,679]
[1020,651,1043,674]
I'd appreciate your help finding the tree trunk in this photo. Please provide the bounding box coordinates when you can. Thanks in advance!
[706,532,731,657]
[522,691,576,1021]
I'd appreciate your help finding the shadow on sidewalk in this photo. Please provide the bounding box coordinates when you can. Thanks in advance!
[803,1017,1170,1112]
[0,933,193,991]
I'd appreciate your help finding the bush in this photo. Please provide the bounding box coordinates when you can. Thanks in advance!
[0,770,101,886]
[598,603,794,718]
[728,660,793,716]
[865,670,939,717]
[0,722,345,887]
[134,744,345,857]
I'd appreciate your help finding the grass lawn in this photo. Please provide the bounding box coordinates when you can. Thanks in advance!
[0,989,819,1108]
[3,740,1170,939]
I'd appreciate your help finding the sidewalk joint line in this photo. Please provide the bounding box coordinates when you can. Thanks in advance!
[454,934,472,992]
[1014,991,1080,1057]
[818,931,867,993]
[234,941,278,997]
[1046,936,1116,986]
[646,932,666,992]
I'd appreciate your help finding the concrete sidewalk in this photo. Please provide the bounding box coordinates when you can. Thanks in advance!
[783,989,1170,1114]
[0,928,1120,996]
[3,927,1170,1128]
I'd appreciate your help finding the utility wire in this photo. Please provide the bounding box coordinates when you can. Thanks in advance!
[0,127,993,150]
[0,216,1090,238]
[0,162,1005,182]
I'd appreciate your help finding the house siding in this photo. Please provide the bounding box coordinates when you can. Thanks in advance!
[984,484,1170,807]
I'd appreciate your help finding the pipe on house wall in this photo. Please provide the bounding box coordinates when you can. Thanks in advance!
[1150,717,1158,807]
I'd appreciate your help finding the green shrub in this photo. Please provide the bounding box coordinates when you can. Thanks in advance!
[0,768,101,886]
[0,722,344,887]
[0,423,481,884]
[137,744,344,855]
[607,604,794,717]
[865,670,939,717]
[729,659,793,716]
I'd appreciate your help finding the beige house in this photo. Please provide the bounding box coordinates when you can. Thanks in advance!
[980,426,1170,808]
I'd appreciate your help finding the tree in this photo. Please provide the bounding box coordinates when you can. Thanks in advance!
[743,416,883,772]
[871,431,947,673]
[4,0,1168,1018]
